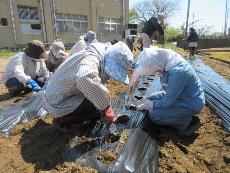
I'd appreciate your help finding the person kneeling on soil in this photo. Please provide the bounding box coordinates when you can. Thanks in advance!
[45,40,68,72]
[41,41,133,131]
[2,40,50,96]
[128,47,205,136]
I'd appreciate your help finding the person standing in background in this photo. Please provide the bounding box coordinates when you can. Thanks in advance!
[140,13,165,49]
[187,27,199,57]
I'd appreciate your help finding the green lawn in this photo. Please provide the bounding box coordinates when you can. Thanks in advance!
[0,50,16,59]
[209,52,230,63]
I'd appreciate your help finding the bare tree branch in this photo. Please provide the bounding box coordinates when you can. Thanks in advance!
[133,0,180,23]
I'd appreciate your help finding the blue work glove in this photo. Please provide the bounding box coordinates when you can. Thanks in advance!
[26,79,41,92]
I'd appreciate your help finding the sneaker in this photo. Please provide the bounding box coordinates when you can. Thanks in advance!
[179,116,201,137]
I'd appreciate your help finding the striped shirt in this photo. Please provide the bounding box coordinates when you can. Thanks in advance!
[42,51,110,118]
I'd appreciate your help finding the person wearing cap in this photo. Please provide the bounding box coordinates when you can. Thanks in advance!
[140,13,165,49]
[128,47,205,136]
[2,40,50,96]
[45,40,68,72]
[69,31,97,56]
[187,27,199,57]
[69,35,87,56]
[41,41,133,131]
[85,31,98,44]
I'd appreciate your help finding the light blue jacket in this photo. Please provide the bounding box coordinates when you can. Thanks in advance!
[154,59,205,112]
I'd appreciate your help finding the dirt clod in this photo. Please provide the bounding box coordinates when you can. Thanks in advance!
[97,151,117,167]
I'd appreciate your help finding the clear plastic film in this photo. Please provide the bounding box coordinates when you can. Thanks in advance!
[189,58,230,132]
[0,92,48,136]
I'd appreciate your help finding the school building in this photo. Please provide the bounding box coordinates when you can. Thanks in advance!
[0,0,129,48]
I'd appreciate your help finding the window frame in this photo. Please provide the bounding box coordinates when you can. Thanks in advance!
[55,13,88,33]
[98,17,122,34]
[0,18,8,27]
[17,5,39,21]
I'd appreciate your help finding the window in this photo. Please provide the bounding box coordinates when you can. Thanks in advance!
[17,5,39,20]
[0,18,8,26]
[98,17,122,34]
[20,23,41,34]
[56,13,88,33]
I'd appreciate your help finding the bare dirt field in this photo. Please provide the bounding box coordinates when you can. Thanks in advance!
[0,51,229,173]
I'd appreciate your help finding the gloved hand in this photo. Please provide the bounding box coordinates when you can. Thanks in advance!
[136,99,153,111]
[101,105,115,123]
[26,79,41,92]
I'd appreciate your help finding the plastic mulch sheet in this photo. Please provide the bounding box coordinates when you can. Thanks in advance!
[0,92,48,136]
[62,76,161,172]
[189,58,230,132]
[0,76,161,172]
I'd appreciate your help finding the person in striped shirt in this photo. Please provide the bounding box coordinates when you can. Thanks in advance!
[41,41,133,131]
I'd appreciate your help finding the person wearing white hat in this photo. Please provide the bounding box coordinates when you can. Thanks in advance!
[2,40,49,96]
[45,40,68,72]
[128,47,205,136]
[41,41,133,131]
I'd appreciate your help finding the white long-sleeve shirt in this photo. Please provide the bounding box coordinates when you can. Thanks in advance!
[41,51,110,118]
[2,52,50,86]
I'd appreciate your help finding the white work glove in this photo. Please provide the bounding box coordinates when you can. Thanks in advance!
[136,99,154,111]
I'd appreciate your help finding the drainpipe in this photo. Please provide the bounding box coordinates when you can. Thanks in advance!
[122,0,125,26]
[50,0,57,39]
[121,0,126,40]
[40,0,47,44]
[9,0,18,45]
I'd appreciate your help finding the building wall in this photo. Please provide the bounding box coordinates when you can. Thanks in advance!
[96,0,124,42]
[12,0,44,45]
[0,0,129,48]
[0,0,15,48]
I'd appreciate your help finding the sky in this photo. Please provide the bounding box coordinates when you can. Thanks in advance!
[129,0,230,33]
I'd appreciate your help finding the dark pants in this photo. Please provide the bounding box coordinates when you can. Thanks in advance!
[189,47,196,56]
[54,98,101,125]
[5,77,45,96]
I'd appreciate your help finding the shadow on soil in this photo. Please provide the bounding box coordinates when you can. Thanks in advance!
[19,119,100,171]
[19,119,75,171]
[0,92,12,102]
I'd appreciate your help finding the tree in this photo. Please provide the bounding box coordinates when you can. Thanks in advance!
[197,25,213,38]
[133,0,180,23]
[165,27,183,42]
[129,9,140,23]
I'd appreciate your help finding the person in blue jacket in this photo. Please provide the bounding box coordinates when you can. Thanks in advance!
[128,47,205,136]
[187,27,199,57]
